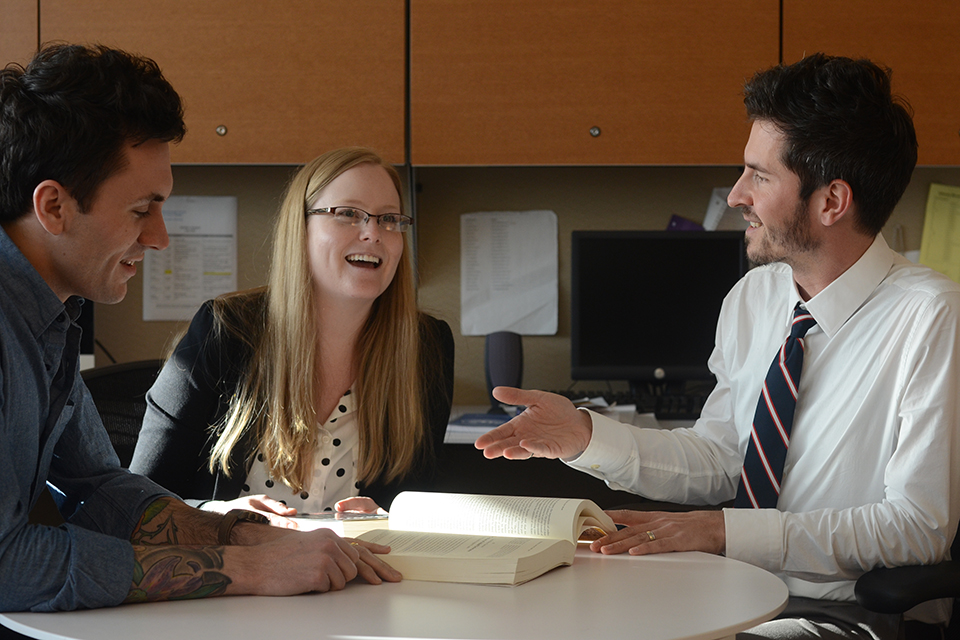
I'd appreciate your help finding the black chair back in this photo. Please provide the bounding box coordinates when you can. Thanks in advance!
[81,359,164,467]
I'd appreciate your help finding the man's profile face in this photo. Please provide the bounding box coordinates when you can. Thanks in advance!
[56,139,172,303]
[727,121,819,267]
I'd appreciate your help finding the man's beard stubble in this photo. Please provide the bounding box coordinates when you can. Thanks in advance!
[744,199,820,267]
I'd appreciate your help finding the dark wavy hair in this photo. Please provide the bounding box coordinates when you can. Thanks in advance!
[744,53,917,236]
[0,43,185,222]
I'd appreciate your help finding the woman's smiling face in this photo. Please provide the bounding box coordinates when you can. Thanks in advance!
[305,163,404,309]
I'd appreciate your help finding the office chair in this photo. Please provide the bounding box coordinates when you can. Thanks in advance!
[80,359,164,468]
[855,531,960,638]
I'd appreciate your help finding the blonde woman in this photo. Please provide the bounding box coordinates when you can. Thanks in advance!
[130,147,454,519]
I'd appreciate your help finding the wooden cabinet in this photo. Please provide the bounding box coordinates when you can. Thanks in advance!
[0,0,38,67]
[783,0,960,166]
[40,0,406,164]
[409,1,779,166]
[30,2,956,166]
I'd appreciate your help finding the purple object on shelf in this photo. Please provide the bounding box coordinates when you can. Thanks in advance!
[666,214,705,231]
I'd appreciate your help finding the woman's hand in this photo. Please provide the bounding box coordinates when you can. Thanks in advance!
[335,496,386,515]
[200,495,300,528]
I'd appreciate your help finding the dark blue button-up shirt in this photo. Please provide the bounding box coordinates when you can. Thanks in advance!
[0,226,173,611]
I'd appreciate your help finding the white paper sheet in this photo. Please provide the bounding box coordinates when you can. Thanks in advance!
[919,183,960,283]
[702,186,748,231]
[460,210,558,336]
[143,196,238,321]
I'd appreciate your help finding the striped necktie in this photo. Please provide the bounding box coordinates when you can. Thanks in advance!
[734,303,817,509]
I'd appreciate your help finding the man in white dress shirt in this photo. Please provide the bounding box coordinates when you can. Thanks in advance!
[476,53,960,640]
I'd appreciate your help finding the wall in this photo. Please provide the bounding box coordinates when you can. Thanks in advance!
[97,164,960,404]
[95,165,294,363]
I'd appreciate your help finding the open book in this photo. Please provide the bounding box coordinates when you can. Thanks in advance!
[356,491,617,585]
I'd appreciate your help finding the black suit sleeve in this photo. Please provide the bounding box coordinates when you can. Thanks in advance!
[129,301,242,501]
[424,315,455,460]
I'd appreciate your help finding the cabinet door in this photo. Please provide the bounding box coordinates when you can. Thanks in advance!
[783,0,960,165]
[0,0,38,67]
[40,0,405,164]
[410,0,779,166]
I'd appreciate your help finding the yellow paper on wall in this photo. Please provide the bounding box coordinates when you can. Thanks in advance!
[919,183,960,283]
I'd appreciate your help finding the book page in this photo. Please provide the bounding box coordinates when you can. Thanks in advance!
[388,492,614,543]
[361,529,562,559]
[358,529,574,584]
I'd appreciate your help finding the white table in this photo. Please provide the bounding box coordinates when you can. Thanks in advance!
[1,548,788,640]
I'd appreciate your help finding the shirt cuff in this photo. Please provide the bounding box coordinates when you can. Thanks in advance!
[723,506,785,573]
[565,409,638,473]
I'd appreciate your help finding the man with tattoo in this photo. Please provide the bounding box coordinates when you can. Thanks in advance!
[0,43,400,613]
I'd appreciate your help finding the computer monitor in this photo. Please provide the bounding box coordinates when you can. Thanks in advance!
[571,230,748,388]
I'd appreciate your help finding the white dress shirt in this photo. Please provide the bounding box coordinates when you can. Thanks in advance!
[569,235,960,614]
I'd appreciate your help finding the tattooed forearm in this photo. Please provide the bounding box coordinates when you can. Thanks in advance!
[125,499,235,602]
[130,498,181,545]
[125,545,232,603]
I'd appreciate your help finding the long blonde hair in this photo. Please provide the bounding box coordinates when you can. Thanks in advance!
[208,147,427,491]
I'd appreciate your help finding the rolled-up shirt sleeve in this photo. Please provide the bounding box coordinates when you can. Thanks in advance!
[1,381,173,612]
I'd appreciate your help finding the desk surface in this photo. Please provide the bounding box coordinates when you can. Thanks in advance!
[2,549,788,640]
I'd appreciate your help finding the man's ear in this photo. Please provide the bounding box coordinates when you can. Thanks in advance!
[32,180,77,236]
[817,179,854,228]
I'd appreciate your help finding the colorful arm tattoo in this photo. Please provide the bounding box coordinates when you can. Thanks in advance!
[126,546,232,603]
[126,498,232,602]
[130,499,181,545]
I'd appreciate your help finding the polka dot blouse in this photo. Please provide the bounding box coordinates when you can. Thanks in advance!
[240,388,360,513]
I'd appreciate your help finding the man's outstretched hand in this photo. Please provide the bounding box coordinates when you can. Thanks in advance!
[474,387,593,460]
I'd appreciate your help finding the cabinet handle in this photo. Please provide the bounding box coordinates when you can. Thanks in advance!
[216,125,228,136]
[589,126,601,137]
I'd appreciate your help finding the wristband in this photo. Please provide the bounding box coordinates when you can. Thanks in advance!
[217,509,269,545]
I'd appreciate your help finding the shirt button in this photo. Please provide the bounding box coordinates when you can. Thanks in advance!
[322,435,332,445]
[590,464,600,470]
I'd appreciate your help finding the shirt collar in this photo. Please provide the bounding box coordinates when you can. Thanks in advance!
[0,224,70,335]
[799,234,894,338]
[323,386,357,427]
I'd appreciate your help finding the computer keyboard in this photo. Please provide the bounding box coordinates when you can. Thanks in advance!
[551,388,709,422]
[641,393,708,421]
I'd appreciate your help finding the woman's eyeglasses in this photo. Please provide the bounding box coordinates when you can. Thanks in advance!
[306,206,413,233]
